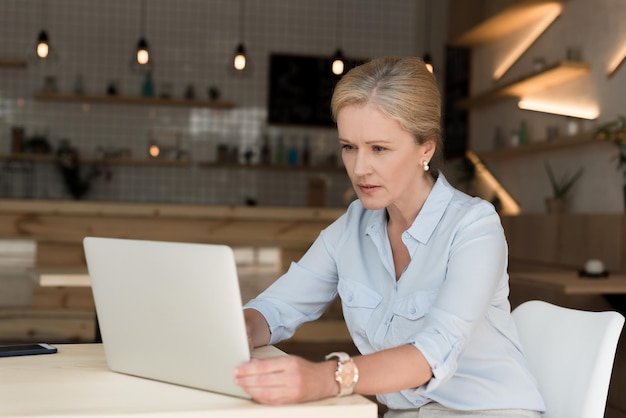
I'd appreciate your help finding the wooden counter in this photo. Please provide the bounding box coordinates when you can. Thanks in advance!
[0,199,345,269]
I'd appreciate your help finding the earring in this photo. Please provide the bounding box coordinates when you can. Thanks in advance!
[422,160,430,172]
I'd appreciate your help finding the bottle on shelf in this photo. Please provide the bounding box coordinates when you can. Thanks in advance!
[301,135,311,166]
[287,136,299,165]
[260,134,271,165]
[275,135,286,165]
[492,126,505,150]
[142,71,154,97]
[518,121,528,145]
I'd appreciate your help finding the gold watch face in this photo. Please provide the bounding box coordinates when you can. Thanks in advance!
[340,360,357,386]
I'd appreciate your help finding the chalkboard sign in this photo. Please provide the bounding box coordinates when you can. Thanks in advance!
[268,53,363,127]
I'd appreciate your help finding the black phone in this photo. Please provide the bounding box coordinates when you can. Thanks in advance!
[0,343,57,357]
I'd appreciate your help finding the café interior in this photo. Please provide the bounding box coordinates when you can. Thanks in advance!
[1,0,626,416]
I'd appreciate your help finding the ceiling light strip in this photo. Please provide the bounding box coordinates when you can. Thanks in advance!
[518,99,600,120]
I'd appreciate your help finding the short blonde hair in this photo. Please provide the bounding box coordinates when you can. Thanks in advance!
[331,56,443,169]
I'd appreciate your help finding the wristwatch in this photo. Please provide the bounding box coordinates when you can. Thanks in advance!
[325,351,359,397]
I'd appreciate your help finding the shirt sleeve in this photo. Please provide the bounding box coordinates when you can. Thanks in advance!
[244,214,346,345]
[411,204,509,394]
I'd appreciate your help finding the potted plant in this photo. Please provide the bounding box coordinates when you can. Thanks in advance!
[595,116,626,210]
[545,162,584,213]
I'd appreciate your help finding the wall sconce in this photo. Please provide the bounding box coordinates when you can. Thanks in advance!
[518,98,600,120]
[493,4,562,81]
[233,0,247,71]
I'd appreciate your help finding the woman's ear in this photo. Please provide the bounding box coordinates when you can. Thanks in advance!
[422,139,437,160]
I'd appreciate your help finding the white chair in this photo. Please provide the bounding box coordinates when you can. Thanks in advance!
[512,300,624,418]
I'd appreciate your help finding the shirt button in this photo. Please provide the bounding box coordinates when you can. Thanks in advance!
[347,295,353,302]
[410,308,416,315]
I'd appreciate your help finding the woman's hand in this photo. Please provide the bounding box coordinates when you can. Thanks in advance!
[233,355,338,405]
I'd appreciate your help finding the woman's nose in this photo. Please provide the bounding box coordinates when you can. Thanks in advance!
[352,151,371,176]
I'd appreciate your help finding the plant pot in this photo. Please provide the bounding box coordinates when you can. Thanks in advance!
[545,197,565,214]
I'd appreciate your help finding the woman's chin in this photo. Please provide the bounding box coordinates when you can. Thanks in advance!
[357,195,386,211]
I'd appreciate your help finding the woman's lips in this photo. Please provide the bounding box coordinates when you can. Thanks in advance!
[358,184,379,195]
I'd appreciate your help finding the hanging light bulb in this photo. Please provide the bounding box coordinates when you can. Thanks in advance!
[233,0,248,71]
[332,49,345,75]
[423,52,434,73]
[36,30,49,59]
[233,43,246,71]
[134,0,151,67]
[422,0,434,73]
[136,37,149,65]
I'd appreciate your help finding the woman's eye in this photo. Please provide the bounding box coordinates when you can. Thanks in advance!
[372,145,386,152]
[341,144,355,151]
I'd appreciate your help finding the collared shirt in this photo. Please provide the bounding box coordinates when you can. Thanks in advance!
[245,173,545,412]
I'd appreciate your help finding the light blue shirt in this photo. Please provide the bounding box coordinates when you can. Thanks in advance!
[245,173,545,412]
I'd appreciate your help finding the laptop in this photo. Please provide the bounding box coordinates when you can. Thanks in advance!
[83,236,254,399]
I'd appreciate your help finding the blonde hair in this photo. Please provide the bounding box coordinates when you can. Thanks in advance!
[331,56,443,170]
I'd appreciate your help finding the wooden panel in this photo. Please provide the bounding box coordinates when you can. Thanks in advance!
[0,309,95,343]
[32,285,95,310]
[556,215,587,267]
[0,213,331,250]
[503,215,559,264]
[583,215,622,271]
[503,214,625,272]
[36,242,85,267]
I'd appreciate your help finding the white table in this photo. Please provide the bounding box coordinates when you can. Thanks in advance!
[0,343,377,417]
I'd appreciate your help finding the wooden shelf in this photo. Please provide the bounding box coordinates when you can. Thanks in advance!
[457,61,590,109]
[197,161,345,172]
[476,131,598,161]
[449,0,566,47]
[33,92,236,109]
[0,153,190,167]
[0,58,27,68]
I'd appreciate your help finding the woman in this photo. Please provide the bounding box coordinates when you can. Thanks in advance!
[233,56,545,417]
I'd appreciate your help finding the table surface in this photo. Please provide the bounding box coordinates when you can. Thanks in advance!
[509,270,626,295]
[0,343,376,418]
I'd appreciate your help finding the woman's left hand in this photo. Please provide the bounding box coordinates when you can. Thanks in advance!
[233,355,338,405]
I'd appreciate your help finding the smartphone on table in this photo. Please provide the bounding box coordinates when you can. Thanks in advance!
[0,343,57,357]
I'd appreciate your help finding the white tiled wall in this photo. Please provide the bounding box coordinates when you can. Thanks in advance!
[0,0,422,207]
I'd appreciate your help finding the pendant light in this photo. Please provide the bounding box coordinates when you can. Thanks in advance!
[233,0,247,71]
[422,0,434,73]
[35,0,50,59]
[332,49,345,76]
[331,0,345,75]
[136,0,150,65]
[36,30,50,59]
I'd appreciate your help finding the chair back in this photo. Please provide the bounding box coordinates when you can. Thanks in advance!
[512,300,624,418]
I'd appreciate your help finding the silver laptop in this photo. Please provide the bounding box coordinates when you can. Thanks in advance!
[83,237,252,399]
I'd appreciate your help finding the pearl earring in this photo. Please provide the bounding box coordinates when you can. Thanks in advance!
[423,160,430,172]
